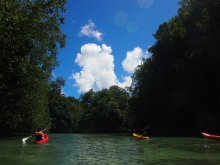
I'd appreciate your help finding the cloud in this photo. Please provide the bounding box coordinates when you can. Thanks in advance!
[117,76,132,89]
[122,47,149,73]
[72,43,117,93]
[79,20,102,41]
[71,44,149,93]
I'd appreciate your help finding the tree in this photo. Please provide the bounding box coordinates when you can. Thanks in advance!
[79,86,131,133]
[51,77,66,94]
[0,0,67,134]
[48,77,85,133]
[131,0,220,136]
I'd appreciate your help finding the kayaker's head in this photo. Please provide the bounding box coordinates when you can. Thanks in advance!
[37,128,41,132]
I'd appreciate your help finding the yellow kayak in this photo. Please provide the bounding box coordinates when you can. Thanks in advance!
[133,133,149,139]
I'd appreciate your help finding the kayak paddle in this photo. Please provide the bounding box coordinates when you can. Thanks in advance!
[144,125,149,130]
[22,135,33,143]
[22,128,47,143]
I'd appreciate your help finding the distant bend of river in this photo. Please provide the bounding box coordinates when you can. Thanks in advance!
[0,133,220,165]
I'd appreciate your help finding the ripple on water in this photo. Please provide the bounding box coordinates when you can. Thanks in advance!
[1,134,220,165]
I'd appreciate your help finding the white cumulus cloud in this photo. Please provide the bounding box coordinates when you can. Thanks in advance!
[71,44,149,93]
[79,20,102,41]
[72,43,117,93]
[122,47,149,73]
[117,76,132,89]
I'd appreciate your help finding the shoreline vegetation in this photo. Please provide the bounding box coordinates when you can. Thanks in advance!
[1,0,220,136]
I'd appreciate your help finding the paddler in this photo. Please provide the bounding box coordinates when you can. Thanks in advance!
[34,128,45,141]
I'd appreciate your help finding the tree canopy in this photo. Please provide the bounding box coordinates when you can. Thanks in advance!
[0,0,67,134]
[131,0,220,136]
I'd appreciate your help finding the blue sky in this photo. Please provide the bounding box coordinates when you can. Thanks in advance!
[53,0,181,98]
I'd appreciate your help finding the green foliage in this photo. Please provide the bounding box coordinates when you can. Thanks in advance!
[49,94,83,133]
[51,77,66,94]
[79,86,131,133]
[131,0,220,136]
[0,0,66,134]
[49,77,85,132]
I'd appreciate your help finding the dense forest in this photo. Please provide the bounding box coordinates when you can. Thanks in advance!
[131,0,220,136]
[1,0,220,136]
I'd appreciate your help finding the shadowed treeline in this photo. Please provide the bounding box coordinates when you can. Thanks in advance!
[130,0,220,136]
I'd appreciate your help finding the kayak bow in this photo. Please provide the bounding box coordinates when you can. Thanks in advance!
[133,133,149,139]
[201,132,220,141]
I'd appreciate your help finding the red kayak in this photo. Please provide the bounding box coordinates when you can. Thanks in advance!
[34,134,49,144]
[201,132,220,141]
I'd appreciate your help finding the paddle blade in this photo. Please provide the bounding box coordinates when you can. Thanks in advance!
[22,136,31,143]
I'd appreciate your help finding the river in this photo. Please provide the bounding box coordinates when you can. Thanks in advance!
[0,134,220,165]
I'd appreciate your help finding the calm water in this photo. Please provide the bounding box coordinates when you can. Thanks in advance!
[0,134,220,165]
